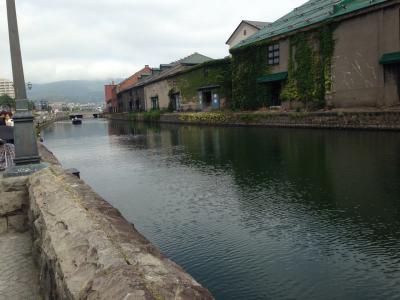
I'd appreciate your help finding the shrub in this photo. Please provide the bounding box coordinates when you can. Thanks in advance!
[143,110,161,122]
[239,114,260,123]
[179,112,233,123]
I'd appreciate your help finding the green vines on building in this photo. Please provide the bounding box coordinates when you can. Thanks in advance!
[231,24,335,110]
[281,24,335,108]
[174,58,232,104]
[231,41,271,110]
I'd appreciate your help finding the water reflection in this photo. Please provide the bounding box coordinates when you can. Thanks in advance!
[44,120,400,300]
[108,120,400,221]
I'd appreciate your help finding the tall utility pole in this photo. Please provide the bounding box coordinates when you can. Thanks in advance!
[6,0,40,166]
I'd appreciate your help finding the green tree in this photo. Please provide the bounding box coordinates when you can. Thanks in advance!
[0,94,16,110]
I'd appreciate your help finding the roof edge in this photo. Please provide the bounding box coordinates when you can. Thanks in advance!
[231,0,395,51]
[226,20,263,45]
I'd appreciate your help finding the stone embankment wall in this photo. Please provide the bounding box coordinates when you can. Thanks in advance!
[0,176,29,234]
[1,144,213,300]
[107,111,400,131]
[35,112,69,131]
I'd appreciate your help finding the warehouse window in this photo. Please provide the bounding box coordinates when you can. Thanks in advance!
[151,96,159,110]
[268,43,280,65]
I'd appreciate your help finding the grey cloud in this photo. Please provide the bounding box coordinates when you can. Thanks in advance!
[0,0,305,83]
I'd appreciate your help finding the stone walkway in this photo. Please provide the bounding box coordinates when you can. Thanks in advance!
[0,232,41,300]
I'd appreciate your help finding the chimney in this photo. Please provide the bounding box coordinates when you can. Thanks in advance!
[112,81,115,85]
[145,65,149,68]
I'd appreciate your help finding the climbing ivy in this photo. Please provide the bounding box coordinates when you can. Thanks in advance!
[231,24,335,110]
[281,24,335,108]
[318,24,335,93]
[230,41,271,110]
[293,32,315,106]
[174,58,232,104]
[280,41,298,102]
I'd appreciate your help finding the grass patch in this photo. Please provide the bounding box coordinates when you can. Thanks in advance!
[143,110,161,122]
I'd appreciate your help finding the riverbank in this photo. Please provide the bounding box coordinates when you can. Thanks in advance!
[42,118,400,299]
[107,110,400,131]
[0,143,214,300]
[35,112,69,131]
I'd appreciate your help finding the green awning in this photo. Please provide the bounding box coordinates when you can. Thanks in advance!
[257,72,288,83]
[379,52,400,65]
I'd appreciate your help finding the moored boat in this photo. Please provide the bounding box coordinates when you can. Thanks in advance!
[72,118,82,125]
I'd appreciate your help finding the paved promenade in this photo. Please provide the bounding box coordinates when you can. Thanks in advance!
[0,167,41,300]
[0,233,40,300]
[0,232,40,300]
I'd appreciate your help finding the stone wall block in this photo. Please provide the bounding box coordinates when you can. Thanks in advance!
[0,191,28,216]
[28,165,214,300]
[0,217,7,234]
[8,214,28,233]
[1,176,29,192]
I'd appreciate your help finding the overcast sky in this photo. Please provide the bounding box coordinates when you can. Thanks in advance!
[0,0,305,83]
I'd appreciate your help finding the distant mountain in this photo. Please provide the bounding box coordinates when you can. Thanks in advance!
[27,79,123,104]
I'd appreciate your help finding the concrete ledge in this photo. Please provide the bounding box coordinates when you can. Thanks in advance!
[28,166,213,300]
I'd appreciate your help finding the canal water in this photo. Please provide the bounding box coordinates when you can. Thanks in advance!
[43,119,400,300]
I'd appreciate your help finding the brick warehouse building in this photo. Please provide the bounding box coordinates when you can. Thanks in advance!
[104,82,117,113]
[117,66,153,112]
[231,0,400,110]
[104,66,153,113]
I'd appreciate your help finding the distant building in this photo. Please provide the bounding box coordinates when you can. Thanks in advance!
[143,53,213,111]
[35,100,49,111]
[104,82,118,113]
[117,66,153,112]
[226,20,269,49]
[108,53,233,113]
[104,66,154,113]
[0,78,15,99]
[80,103,97,111]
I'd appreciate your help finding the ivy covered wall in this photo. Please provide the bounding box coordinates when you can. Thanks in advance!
[173,58,232,105]
[281,24,335,108]
[230,41,271,110]
[231,24,335,110]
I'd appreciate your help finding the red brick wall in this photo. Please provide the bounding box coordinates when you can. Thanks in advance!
[104,84,117,111]
[105,66,152,113]
[104,85,116,102]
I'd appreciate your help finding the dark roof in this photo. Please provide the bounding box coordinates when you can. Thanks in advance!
[244,20,270,29]
[174,52,213,65]
[130,53,213,89]
[234,0,390,49]
[135,64,188,87]
[118,66,152,92]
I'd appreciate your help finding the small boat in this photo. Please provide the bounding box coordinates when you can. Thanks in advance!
[72,118,82,125]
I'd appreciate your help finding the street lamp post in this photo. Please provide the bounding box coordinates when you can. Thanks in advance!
[4,0,45,177]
